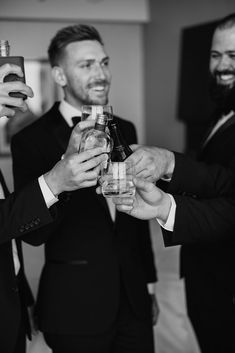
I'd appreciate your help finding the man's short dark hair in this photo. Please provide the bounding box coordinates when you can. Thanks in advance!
[216,13,235,31]
[48,24,104,67]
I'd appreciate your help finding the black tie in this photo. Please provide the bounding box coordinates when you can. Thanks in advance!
[72,116,81,127]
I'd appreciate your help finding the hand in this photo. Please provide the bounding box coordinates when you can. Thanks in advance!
[0,63,34,117]
[44,147,108,196]
[64,120,95,157]
[126,144,175,182]
[112,177,172,221]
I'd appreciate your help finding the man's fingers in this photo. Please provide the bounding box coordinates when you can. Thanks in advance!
[133,177,154,192]
[73,119,95,131]
[7,81,34,98]
[0,81,33,100]
[82,154,107,171]
[0,104,15,117]
[79,147,108,162]
[116,204,133,213]
[112,197,134,206]
[0,63,24,82]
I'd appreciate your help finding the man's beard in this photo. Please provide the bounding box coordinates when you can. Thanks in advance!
[209,72,235,115]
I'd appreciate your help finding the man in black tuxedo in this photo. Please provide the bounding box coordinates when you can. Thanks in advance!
[0,63,107,353]
[11,24,158,353]
[112,13,235,353]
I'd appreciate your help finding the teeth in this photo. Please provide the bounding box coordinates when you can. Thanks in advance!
[220,74,234,81]
[92,86,105,91]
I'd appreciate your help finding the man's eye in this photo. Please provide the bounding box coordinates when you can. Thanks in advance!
[80,63,92,69]
[102,61,109,67]
[210,53,220,59]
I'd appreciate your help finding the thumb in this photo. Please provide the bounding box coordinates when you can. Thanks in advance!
[129,144,139,152]
[133,178,155,193]
[73,120,95,133]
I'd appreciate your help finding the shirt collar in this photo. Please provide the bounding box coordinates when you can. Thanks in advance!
[59,100,81,127]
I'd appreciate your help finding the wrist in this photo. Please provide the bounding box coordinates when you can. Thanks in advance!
[44,170,61,197]
[156,191,172,223]
[164,150,175,179]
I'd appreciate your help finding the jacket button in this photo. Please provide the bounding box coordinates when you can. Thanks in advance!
[34,218,40,225]
[13,286,19,293]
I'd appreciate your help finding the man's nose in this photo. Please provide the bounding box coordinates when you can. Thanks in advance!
[216,55,233,71]
[93,63,106,79]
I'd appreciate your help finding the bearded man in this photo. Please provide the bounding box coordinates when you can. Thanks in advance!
[107,13,235,353]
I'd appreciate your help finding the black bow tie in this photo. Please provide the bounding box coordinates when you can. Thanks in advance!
[71,116,81,127]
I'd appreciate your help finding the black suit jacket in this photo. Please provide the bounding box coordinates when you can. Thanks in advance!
[161,113,235,302]
[0,171,54,353]
[11,102,157,335]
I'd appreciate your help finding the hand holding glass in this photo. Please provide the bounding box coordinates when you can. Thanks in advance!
[101,161,135,197]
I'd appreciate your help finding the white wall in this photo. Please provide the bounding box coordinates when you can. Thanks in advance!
[0,0,149,23]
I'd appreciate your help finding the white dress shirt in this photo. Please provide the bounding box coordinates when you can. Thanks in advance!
[158,110,235,231]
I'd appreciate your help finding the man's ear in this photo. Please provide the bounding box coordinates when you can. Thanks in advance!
[51,66,67,87]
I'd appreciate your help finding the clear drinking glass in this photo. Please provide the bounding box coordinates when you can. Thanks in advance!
[81,105,113,121]
[100,161,136,198]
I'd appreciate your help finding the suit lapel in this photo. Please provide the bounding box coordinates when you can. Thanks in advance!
[210,112,235,140]
[49,107,72,152]
[199,112,235,156]
[0,169,9,197]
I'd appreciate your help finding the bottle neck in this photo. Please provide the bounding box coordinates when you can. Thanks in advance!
[0,40,10,56]
[94,122,106,132]
[110,123,133,161]
[94,114,108,132]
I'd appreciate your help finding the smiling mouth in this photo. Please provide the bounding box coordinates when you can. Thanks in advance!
[216,73,235,85]
[89,85,108,94]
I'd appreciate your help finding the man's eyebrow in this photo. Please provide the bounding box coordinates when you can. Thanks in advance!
[77,57,110,63]
[210,49,235,54]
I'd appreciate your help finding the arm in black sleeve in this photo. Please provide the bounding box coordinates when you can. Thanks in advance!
[167,152,235,198]
[0,180,54,245]
[162,193,235,246]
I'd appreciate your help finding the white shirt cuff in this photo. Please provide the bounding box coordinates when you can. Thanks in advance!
[156,193,176,231]
[147,282,156,294]
[38,175,58,208]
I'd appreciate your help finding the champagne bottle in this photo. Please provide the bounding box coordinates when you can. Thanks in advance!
[80,113,113,153]
[0,39,26,99]
[109,121,133,161]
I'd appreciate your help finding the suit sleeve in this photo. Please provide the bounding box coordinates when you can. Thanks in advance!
[162,194,235,245]
[0,180,54,245]
[11,129,60,246]
[161,152,235,245]
[167,152,235,197]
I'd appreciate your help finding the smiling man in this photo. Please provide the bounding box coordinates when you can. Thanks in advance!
[11,24,158,353]
[209,18,235,115]
[104,13,235,353]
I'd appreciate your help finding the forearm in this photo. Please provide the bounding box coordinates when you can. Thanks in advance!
[162,194,235,245]
[168,152,235,197]
[0,180,54,245]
